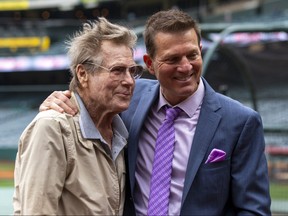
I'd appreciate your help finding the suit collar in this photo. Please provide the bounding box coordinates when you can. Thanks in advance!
[181,78,222,204]
[127,82,160,191]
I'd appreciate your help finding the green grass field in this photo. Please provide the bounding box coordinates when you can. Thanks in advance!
[270,182,288,200]
[0,179,14,187]
[0,161,14,170]
[0,161,14,187]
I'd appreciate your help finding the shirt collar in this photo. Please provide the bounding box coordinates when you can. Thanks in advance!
[74,93,129,141]
[157,78,205,117]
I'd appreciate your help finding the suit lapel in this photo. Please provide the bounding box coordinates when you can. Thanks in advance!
[181,79,222,204]
[128,82,160,193]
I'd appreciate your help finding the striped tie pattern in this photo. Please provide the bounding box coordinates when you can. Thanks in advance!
[147,106,182,216]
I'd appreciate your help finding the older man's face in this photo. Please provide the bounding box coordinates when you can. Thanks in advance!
[83,41,136,114]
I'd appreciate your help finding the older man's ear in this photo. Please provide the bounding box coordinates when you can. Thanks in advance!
[76,64,89,89]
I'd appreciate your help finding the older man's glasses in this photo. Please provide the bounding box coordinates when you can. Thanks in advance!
[84,61,143,80]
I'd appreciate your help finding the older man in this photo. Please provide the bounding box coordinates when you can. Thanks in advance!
[13,17,143,215]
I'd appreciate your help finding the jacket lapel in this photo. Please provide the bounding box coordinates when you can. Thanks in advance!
[128,82,160,193]
[181,79,222,204]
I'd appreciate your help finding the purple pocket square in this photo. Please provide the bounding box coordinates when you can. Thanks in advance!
[205,148,226,164]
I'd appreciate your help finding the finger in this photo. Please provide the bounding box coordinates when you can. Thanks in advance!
[39,104,49,112]
[62,90,72,98]
[53,97,77,115]
[55,91,78,114]
[41,102,65,113]
[51,90,70,101]
[39,91,78,115]
[39,91,63,112]
[53,90,78,114]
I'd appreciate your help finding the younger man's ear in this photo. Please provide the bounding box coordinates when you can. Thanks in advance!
[143,54,155,75]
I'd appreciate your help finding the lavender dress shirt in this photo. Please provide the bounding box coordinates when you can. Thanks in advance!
[134,79,205,216]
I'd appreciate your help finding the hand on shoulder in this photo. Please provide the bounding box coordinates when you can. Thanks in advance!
[39,90,78,115]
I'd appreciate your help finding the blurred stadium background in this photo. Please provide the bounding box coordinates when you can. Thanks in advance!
[0,0,288,214]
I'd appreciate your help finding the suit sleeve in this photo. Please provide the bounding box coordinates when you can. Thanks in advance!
[14,116,68,215]
[231,111,271,215]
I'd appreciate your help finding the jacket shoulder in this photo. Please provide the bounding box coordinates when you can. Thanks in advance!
[134,78,158,91]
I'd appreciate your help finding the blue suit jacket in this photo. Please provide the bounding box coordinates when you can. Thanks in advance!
[121,77,271,215]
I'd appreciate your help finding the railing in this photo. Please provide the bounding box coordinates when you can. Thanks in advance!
[202,21,288,75]
[201,20,288,133]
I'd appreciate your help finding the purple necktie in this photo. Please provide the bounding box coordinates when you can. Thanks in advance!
[147,106,181,216]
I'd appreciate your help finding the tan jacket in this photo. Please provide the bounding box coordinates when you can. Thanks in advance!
[13,93,127,215]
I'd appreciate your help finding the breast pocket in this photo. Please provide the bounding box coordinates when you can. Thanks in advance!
[196,159,231,195]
